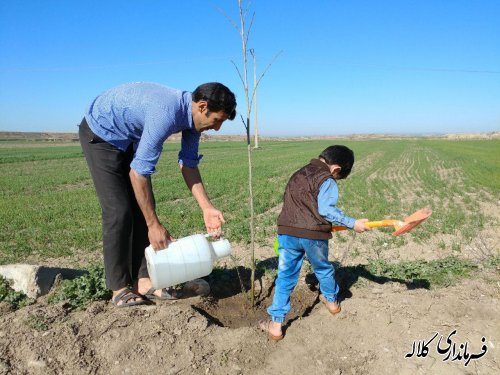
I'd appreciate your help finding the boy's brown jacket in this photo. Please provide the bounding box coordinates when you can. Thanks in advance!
[277,159,333,240]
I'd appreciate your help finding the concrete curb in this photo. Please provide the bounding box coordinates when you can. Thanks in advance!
[0,264,87,299]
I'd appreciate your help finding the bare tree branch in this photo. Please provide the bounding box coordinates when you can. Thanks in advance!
[215,6,240,33]
[231,60,246,87]
[243,0,252,17]
[255,49,283,89]
[249,49,283,108]
[245,12,256,48]
[237,3,251,129]
[239,114,247,130]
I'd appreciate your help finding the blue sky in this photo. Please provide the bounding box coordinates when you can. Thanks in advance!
[1,0,499,136]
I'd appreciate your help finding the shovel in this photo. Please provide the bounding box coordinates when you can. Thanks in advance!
[273,208,432,256]
[331,208,432,236]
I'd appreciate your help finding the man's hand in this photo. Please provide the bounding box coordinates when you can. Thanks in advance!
[203,207,225,238]
[180,166,224,237]
[148,222,175,250]
[129,169,173,249]
[353,219,371,233]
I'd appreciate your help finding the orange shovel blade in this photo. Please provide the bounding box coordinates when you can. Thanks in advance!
[392,208,432,236]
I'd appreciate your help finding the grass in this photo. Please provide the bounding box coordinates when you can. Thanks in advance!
[0,138,498,266]
[366,256,478,288]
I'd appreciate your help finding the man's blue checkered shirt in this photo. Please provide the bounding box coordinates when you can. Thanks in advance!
[84,82,201,176]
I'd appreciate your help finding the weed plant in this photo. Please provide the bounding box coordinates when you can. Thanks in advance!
[483,253,500,269]
[0,276,30,309]
[48,264,111,310]
[26,314,49,331]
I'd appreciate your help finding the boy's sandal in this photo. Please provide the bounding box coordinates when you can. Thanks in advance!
[319,294,341,315]
[258,319,283,341]
[112,289,147,308]
[143,287,183,301]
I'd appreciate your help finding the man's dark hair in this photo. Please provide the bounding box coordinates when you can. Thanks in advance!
[192,82,237,120]
[319,145,355,179]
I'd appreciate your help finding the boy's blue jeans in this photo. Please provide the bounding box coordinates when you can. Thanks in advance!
[267,234,339,323]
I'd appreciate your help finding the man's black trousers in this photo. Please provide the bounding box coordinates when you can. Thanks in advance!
[79,118,149,290]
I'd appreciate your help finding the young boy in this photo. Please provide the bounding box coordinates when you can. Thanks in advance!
[260,145,371,341]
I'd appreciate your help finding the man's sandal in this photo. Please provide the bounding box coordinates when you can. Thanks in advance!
[112,289,147,308]
[258,319,283,341]
[143,287,183,301]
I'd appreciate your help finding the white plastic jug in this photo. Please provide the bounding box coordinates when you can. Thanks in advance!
[145,234,231,289]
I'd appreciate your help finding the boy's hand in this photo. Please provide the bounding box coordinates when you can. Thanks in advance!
[353,219,371,233]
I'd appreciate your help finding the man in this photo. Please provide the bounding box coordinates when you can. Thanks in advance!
[79,82,237,307]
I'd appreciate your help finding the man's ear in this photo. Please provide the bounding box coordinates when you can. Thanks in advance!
[195,101,207,113]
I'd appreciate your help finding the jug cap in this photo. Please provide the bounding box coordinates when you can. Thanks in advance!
[212,238,231,259]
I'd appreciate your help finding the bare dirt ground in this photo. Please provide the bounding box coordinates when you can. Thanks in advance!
[1,233,499,375]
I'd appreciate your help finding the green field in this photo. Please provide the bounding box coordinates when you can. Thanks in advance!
[0,139,499,265]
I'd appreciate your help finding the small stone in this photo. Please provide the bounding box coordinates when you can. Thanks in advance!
[183,279,210,297]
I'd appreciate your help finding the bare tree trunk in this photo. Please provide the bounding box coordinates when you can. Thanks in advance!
[251,50,259,149]
[236,0,256,307]
[219,0,281,307]
[246,121,256,306]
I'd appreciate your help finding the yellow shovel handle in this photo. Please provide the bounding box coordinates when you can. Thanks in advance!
[332,220,402,232]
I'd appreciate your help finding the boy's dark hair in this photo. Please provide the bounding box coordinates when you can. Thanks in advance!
[192,82,237,120]
[319,145,354,179]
